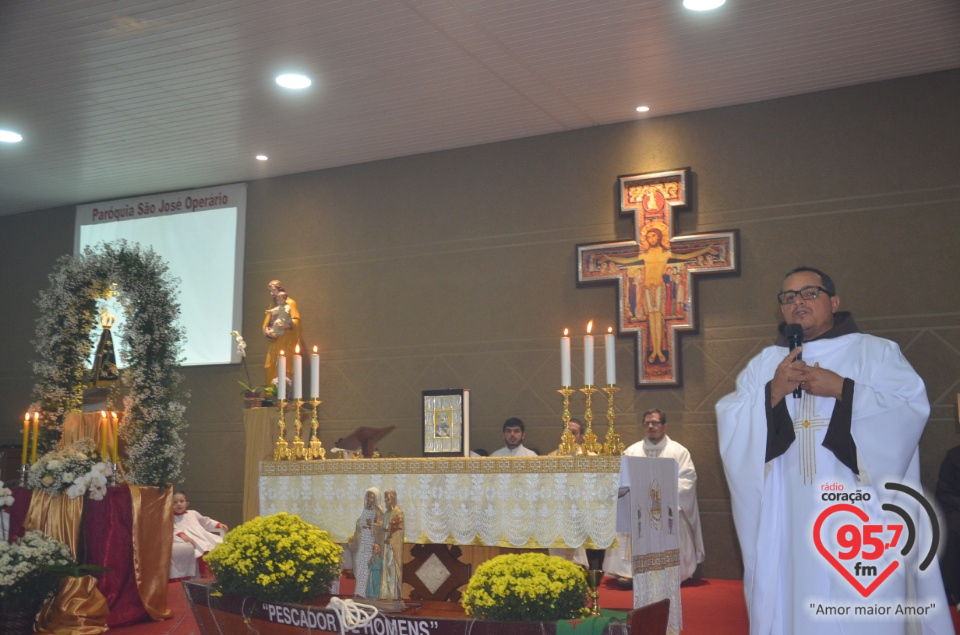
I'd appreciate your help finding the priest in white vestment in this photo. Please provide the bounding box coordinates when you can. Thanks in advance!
[603,408,705,582]
[716,266,952,635]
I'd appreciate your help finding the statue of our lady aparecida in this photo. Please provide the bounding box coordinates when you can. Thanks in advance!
[83,307,120,415]
[91,308,120,388]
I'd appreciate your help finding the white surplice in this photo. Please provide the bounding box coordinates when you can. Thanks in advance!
[170,510,225,579]
[716,333,952,635]
[489,444,537,457]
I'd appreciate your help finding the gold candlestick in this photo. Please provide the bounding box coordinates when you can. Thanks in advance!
[292,399,306,459]
[601,385,625,456]
[308,399,325,460]
[585,569,604,617]
[580,385,602,455]
[273,399,291,461]
[557,387,577,455]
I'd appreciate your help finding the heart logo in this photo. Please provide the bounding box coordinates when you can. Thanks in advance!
[813,503,899,597]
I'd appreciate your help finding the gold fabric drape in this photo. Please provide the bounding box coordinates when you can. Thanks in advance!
[36,575,109,635]
[243,407,280,521]
[25,485,173,626]
[130,485,173,621]
[58,412,115,451]
[23,491,84,557]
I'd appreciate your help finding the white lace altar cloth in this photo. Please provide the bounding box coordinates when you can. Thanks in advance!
[259,456,621,549]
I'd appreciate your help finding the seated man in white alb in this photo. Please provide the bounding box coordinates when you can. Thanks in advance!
[169,490,228,579]
[490,418,537,457]
[604,409,705,582]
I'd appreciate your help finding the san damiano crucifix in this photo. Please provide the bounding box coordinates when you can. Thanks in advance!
[578,168,738,386]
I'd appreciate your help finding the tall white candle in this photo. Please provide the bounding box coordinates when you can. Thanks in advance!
[310,346,320,399]
[584,321,594,386]
[605,327,617,386]
[560,329,571,387]
[293,344,303,399]
[277,350,287,401]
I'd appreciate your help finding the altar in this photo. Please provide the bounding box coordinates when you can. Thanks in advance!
[259,455,622,548]
[254,420,682,631]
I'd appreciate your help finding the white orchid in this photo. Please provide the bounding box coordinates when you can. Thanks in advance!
[230,330,248,357]
[231,330,261,395]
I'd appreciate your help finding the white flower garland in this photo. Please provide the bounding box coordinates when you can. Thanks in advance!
[31,241,188,487]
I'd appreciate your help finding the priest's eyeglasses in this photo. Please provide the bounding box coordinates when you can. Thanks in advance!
[777,285,830,305]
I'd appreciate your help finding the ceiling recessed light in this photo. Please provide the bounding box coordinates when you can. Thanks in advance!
[0,130,23,143]
[636,106,650,113]
[275,74,312,89]
[683,0,725,10]
[256,154,268,161]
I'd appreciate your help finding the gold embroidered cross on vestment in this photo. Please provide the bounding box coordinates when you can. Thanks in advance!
[792,393,830,485]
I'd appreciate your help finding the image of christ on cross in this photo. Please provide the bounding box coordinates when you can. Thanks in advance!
[578,168,738,386]
[599,223,719,365]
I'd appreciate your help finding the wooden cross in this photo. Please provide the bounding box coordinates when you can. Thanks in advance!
[578,168,738,386]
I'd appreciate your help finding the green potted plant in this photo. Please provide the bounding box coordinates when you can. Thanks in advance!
[461,553,590,622]
[0,531,77,633]
[205,512,343,603]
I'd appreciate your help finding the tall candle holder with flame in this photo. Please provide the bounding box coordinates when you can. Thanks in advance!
[273,399,291,461]
[306,399,325,460]
[556,387,577,455]
[601,385,624,456]
[291,400,306,459]
[580,386,602,455]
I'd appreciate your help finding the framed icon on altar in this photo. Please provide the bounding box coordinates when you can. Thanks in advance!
[422,389,469,457]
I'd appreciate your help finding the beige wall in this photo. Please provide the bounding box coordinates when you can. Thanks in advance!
[1,70,957,580]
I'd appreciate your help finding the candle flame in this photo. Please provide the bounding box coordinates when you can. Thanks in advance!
[101,410,107,419]
[34,412,39,421]
[280,350,285,356]
[112,412,118,419]
[295,344,300,354]
[608,326,613,334]
[563,328,568,336]
[586,320,593,334]
[313,345,318,353]
[24,412,29,421]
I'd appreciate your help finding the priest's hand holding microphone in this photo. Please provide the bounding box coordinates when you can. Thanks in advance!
[770,325,845,405]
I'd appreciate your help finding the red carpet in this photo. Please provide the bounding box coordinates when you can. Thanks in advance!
[595,576,751,633]
[110,576,959,634]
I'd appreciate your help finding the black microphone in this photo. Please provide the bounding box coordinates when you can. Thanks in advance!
[786,323,803,398]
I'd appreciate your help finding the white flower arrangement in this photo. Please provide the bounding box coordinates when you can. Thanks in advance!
[271,375,293,391]
[0,482,13,508]
[27,433,114,500]
[31,242,187,487]
[0,530,76,612]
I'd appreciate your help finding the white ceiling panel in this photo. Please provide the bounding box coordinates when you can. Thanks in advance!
[0,0,957,215]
